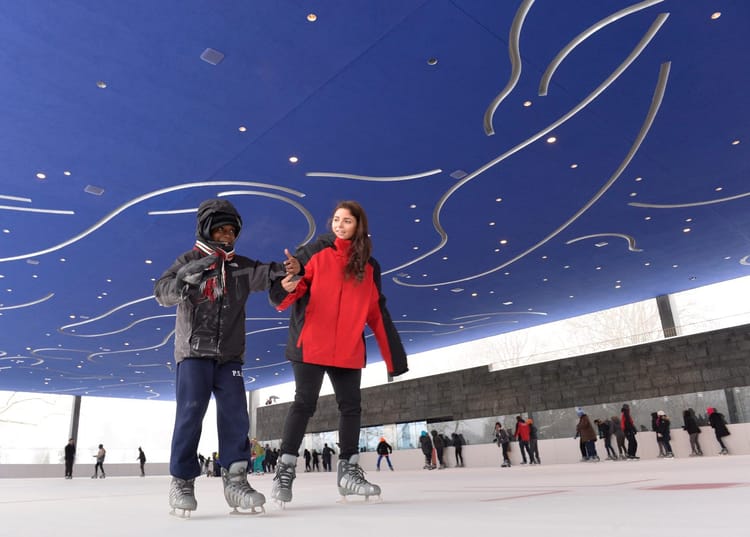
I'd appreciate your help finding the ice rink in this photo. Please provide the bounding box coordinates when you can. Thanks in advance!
[1,455,748,537]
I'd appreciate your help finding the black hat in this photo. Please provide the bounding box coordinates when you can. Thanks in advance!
[210,212,240,232]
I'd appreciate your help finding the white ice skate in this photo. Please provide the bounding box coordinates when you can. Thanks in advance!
[337,454,381,503]
[271,454,297,508]
[169,476,197,518]
[222,461,265,515]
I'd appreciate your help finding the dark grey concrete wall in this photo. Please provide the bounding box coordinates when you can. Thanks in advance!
[256,323,750,439]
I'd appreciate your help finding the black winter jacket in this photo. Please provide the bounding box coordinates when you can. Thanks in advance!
[154,251,284,363]
[153,199,286,364]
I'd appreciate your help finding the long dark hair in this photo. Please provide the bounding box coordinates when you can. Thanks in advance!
[331,200,372,282]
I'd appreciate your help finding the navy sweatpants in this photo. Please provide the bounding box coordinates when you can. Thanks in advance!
[170,358,250,479]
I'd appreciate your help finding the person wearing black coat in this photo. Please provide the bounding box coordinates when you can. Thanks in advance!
[419,431,434,470]
[654,411,674,458]
[375,438,394,471]
[682,408,703,456]
[64,438,76,479]
[707,407,730,454]
[451,433,465,467]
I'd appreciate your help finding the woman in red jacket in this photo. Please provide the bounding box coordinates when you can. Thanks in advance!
[270,201,408,506]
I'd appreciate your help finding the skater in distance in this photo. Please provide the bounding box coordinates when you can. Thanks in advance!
[154,198,300,517]
[269,200,408,506]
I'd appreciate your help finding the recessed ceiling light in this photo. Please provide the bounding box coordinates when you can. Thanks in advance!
[412,246,419,250]
[499,239,508,245]
[683,228,691,233]
[635,176,643,182]
[629,192,637,197]
[569,295,574,299]
[145,259,153,264]
[523,100,532,107]
[307,13,317,22]
[715,187,723,192]
[685,218,692,222]
[200,48,225,65]
[2,229,9,234]
[63,170,71,176]
[414,218,421,223]
[59,258,66,262]
[489,222,495,226]
[289,156,299,164]
[644,262,651,266]
[427,57,438,66]
[570,163,578,169]
[471,292,478,297]
[724,256,731,260]
[710,12,721,20]
[595,266,602,270]
[546,136,557,144]
[36,172,46,180]
[84,185,105,196]
[644,216,651,221]
[502,301,513,306]
[615,284,621,289]
[672,264,679,268]
[495,197,503,203]
[96,80,107,89]
[494,248,500,252]
[238,126,247,132]
[442,256,448,260]
[541,255,548,260]
[731,139,740,145]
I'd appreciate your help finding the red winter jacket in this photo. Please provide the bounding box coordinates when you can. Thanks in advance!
[276,237,405,373]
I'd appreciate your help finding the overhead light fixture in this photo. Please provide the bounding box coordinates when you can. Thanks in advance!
[200,48,225,65]
[63,170,71,176]
[710,12,721,20]
[238,126,247,132]
[289,156,299,163]
[427,57,438,66]
[731,139,740,145]
[546,136,557,144]
[570,163,578,169]
[36,172,46,180]
[523,100,532,107]
[96,80,107,89]
[84,185,105,196]
[307,13,318,22]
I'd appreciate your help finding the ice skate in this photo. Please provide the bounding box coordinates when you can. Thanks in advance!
[222,461,265,515]
[169,477,197,518]
[271,454,297,508]
[720,448,729,455]
[337,454,381,502]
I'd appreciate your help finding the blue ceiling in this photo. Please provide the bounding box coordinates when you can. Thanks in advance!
[1,1,748,400]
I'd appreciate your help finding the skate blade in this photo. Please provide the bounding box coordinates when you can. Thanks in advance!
[169,508,193,519]
[336,493,383,504]
[229,505,265,516]
[272,499,289,510]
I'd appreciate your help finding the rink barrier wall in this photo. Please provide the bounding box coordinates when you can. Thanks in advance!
[2,424,747,478]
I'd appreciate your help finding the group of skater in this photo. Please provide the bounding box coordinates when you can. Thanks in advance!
[493,404,732,467]
[154,198,408,517]
[62,440,146,479]
[419,430,467,469]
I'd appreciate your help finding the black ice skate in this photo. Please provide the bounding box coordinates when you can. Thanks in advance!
[271,454,297,508]
[169,476,197,518]
[222,461,265,515]
[337,454,381,502]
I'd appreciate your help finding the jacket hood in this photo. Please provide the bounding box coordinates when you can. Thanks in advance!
[196,199,243,243]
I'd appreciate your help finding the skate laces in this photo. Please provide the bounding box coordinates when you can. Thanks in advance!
[172,478,194,496]
[274,462,296,488]
[344,462,368,485]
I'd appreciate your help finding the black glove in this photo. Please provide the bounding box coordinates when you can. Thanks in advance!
[176,255,216,286]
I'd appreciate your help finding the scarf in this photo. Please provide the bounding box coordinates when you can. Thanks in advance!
[194,240,235,301]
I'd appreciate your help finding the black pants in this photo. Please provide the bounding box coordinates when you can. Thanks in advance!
[626,430,638,457]
[280,361,362,460]
[64,459,74,477]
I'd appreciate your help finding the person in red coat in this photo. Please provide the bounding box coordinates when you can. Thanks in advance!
[269,200,408,506]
